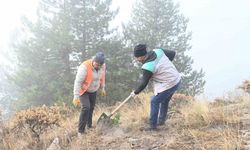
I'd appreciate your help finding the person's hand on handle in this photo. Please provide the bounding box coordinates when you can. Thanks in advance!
[130,91,136,97]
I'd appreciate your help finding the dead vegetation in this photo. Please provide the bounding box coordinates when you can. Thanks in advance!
[0,104,73,149]
[1,92,250,149]
[239,79,250,93]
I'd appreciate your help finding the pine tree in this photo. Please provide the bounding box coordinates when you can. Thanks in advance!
[0,62,13,115]
[11,0,76,109]
[70,0,118,61]
[10,0,120,109]
[98,37,139,104]
[123,0,205,96]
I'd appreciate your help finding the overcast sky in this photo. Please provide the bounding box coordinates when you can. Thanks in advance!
[175,0,250,99]
[0,0,250,100]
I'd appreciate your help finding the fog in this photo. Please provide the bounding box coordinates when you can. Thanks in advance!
[0,0,249,104]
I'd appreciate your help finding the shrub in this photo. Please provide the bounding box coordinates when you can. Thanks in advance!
[169,93,193,113]
[239,80,250,94]
[11,104,71,140]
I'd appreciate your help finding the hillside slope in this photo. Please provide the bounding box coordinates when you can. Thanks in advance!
[1,93,250,150]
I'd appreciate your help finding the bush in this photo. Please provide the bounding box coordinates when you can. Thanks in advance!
[239,80,250,94]
[170,93,193,111]
[11,104,71,140]
[112,113,121,125]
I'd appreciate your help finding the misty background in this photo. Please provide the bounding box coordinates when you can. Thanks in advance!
[0,0,249,116]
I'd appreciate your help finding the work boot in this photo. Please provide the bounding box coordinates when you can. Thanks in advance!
[157,121,165,126]
[142,125,159,131]
[86,125,94,132]
[144,127,159,131]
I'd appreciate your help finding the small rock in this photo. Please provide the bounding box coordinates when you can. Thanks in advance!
[47,137,60,150]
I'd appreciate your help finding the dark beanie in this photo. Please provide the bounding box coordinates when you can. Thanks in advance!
[134,44,147,57]
[93,52,105,64]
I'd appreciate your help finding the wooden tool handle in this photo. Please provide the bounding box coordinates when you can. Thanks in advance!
[109,95,132,117]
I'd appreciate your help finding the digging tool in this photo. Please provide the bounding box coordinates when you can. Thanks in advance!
[97,94,132,126]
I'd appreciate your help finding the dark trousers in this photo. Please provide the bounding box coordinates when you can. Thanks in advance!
[150,81,180,128]
[78,92,96,133]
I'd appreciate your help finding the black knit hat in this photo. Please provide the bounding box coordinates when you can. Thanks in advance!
[93,52,105,65]
[134,44,147,57]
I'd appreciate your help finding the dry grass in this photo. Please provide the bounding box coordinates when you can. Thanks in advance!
[93,92,244,149]
[181,100,210,127]
[185,127,241,150]
[92,93,151,131]
[119,93,151,129]
[177,96,243,149]
[1,92,250,149]
[0,104,75,150]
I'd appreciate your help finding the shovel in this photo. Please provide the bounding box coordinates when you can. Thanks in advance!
[97,94,132,126]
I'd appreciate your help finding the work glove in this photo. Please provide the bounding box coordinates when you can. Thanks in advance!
[101,89,106,97]
[130,91,136,97]
[72,96,80,107]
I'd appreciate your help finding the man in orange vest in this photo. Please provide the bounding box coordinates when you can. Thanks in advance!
[73,52,106,135]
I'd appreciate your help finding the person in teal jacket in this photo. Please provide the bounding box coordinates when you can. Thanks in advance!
[131,44,181,131]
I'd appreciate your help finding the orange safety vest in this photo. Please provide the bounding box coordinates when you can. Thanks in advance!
[79,59,105,96]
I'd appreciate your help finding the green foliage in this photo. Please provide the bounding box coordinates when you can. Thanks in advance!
[97,39,139,104]
[10,0,121,109]
[11,0,75,109]
[179,69,206,96]
[69,0,119,60]
[9,0,206,111]
[112,113,121,125]
[123,0,205,96]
